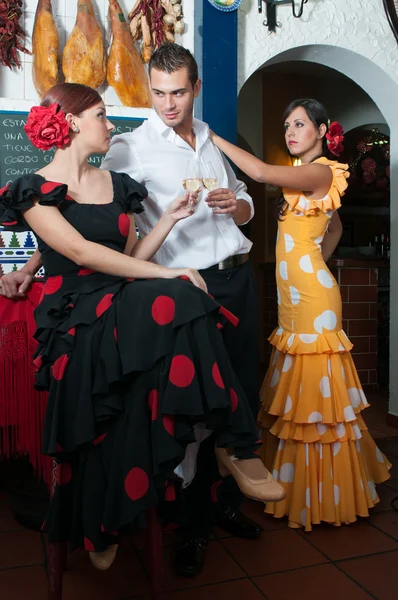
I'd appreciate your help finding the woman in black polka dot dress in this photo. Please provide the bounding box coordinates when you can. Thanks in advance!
[0,84,283,568]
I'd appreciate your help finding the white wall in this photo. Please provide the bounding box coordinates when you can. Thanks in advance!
[0,0,193,116]
[238,0,398,416]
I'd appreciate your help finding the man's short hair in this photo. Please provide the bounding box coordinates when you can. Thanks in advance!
[149,43,199,88]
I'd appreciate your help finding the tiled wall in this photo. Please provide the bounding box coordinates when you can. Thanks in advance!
[0,0,193,116]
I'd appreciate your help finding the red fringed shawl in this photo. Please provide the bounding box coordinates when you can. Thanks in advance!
[0,283,52,486]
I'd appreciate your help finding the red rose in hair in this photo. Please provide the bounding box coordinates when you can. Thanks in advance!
[326,121,344,157]
[24,103,70,151]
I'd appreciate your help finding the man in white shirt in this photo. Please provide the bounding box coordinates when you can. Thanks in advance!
[101,43,262,577]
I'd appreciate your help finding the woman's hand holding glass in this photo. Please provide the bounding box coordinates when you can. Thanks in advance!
[165,191,199,222]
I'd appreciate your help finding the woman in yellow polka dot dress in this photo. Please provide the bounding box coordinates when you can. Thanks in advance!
[210,98,391,531]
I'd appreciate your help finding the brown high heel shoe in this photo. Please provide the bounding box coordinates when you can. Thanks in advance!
[215,448,285,503]
[89,544,118,570]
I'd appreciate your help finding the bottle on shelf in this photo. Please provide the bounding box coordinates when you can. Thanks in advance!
[374,235,379,256]
[385,236,390,260]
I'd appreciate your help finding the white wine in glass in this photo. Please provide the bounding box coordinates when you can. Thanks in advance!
[202,161,218,192]
[183,159,202,194]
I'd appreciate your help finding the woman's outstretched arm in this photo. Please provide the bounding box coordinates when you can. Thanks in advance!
[211,132,332,196]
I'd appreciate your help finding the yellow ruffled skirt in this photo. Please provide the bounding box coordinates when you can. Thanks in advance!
[258,327,391,531]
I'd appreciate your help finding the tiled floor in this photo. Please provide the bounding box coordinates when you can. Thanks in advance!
[1,391,398,599]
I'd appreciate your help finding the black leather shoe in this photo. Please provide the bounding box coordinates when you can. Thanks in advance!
[174,537,207,577]
[215,507,263,539]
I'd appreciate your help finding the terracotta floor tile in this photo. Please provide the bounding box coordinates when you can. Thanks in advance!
[364,413,398,437]
[0,530,44,568]
[165,578,265,599]
[0,498,24,532]
[339,550,398,600]
[254,563,372,600]
[221,528,327,576]
[162,539,245,591]
[385,458,398,479]
[298,519,397,561]
[370,510,398,541]
[373,483,398,513]
[367,427,388,440]
[377,437,398,457]
[385,478,398,492]
[61,544,148,600]
[0,565,48,600]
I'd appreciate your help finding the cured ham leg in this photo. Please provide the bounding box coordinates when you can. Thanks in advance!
[32,0,60,97]
[63,0,106,89]
[107,0,151,108]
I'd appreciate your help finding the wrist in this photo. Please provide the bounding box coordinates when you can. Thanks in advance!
[20,265,36,277]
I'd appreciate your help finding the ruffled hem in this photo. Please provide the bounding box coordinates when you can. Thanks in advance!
[283,158,349,216]
[269,326,353,355]
[259,339,370,428]
[260,431,391,531]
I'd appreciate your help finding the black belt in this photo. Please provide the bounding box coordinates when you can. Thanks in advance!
[201,253,249,272]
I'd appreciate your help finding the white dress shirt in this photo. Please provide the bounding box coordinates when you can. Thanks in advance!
[101,110,253,270]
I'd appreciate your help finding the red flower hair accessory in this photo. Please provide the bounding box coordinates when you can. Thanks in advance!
[24,103,70,151]
[326,121,344,157]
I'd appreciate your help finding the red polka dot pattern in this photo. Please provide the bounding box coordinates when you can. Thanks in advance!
[151,296,175,325]
[163,415,175,436]
[44,275,63,295]
[41,181,63,195]
[169,355,195,388]
[148,389,159,421]
[212,363,225,389]
[165,483,176,501]
[96,293,113,317]
[230,388,238,413]
[125,467,149,501]
[78,268,95,276]
[33,355,43,371]
[92,433,106,446]
[84,537,95,552]
[67,327,76,336]
[56,463,72,485]
[2,220,18,226]
[52,354,69,380]
[118,213,130,237]
[210,480,222,503]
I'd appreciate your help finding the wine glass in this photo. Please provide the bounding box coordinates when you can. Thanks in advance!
[183,159,202,211]
[201,161,219,192]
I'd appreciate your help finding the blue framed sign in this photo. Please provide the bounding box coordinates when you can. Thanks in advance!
[207,0,242,12]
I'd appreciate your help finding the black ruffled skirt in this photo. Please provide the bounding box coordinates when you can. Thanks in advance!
[34,273,259,551]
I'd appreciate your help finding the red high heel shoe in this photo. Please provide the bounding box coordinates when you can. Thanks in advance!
[215,448,285,503]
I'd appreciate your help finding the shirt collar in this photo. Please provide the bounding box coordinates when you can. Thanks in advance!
[148,110,210,150]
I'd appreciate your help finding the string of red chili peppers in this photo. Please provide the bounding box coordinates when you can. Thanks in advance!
[0,1,31,69]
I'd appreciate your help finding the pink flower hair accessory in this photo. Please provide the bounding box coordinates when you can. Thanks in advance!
[326,121,344,157]
[24,103,70,151]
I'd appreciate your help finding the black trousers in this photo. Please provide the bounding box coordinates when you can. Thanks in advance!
[179,260,260,539]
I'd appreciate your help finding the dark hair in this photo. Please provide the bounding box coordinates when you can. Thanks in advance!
[277,98,329,219]
[149,43,198,88]
[41,83,102,115]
